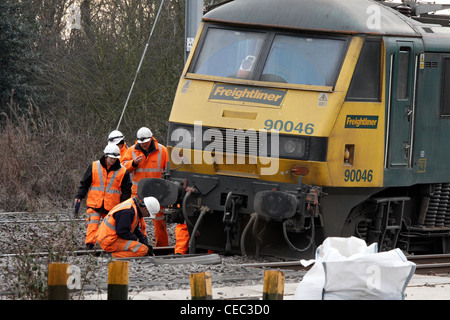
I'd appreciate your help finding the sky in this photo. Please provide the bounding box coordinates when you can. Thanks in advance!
[388,0,450,14]
[421,0,450,14]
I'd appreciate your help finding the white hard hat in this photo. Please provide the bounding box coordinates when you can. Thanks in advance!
[136,127,152,143]
[108,130,124,145]
[104,144,121,159]
[143,196,160,218]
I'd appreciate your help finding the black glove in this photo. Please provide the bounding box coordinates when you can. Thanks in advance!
[139,236,149,246]
[165,209,184,224]
[146,245,154,256]
[74,200,81,217]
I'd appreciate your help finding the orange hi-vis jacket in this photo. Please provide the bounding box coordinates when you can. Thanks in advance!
[119,143,128,162]
[122,138,168,197]
[86,160,128,211]
[96,198,140,248]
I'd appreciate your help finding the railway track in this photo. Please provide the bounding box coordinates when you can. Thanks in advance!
[1,212,450,275]
[242,253,450,276]
[408,254,450,275]
[0,246,176,259]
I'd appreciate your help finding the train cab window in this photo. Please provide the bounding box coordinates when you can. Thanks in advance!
[397,48,411,100]
[346,38,381,101]
[441,57,450,116]
[261,35,346,86]
[190,26,348,87]
[192,28,266,79]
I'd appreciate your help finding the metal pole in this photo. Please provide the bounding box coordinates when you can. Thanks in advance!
[48,263,70,300]
[107,261,129,300]
[116,0,166,130]
[185,0,204,62]
[190,271,212,300]
[263,270,285,300]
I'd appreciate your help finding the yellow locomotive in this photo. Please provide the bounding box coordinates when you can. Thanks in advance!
[140,0,450,258]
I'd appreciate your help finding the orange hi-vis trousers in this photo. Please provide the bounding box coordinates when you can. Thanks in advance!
[100,237,149,258]
[175,223,189,254]
[138,210,168,247]
[154,210,168,247]
[85,208,107,245]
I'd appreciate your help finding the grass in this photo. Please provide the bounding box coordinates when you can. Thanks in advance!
[0,93,103,213]
[0,94,108,299]
[0,212,105,300]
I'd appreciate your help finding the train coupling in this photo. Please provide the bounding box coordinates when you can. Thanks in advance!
[253,190,298,221]
[253,187,321,223]
[137,178,202,224]
[137,178,183,206]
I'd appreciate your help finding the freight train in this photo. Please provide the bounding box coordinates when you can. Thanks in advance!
[139,0,450,259]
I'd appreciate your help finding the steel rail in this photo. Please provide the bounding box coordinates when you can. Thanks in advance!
[0,219,85,224]
[414,263,450,275]
[0,246,175,259]
[0,212,70,215]
[407,253,450,264]
[242,254,450,275]
[242,260,309,271]
[117,253,223,265]
[0,215,158,224]
[0,249,106,259]
[408,254,450,275]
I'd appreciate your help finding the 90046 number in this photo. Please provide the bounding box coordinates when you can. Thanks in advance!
[344,169,373,182]
[264,119,314,135]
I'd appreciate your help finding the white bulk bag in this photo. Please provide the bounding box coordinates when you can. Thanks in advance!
[293,237,416,300]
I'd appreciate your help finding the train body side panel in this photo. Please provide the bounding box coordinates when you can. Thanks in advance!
[412,52,450,183]
[383,37,450,186]
[328,100,386,187]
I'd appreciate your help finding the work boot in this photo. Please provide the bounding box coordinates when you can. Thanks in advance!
[146,245,154,256]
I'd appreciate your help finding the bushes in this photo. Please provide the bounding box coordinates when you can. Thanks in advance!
[0,93,102,212]
[0,0,188,213]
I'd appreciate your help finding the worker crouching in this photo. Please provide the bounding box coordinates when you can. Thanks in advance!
[97,196,160,258]
[75,144,132,249]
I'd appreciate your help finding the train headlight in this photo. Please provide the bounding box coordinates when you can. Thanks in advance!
[284,139,297,154]
[169,125,201,149]
[280,137,306,159]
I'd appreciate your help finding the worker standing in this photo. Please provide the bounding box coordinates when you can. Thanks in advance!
[97,196,160,258]
[107,130,128,162]
[75,144,132,249]
[121,127,169,247]
[174,223,189,254]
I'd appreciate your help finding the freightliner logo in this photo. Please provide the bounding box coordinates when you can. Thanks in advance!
[209,84,286,107]
[345,115,379,129]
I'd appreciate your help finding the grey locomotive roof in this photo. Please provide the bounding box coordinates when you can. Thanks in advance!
[203,0,422,36]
